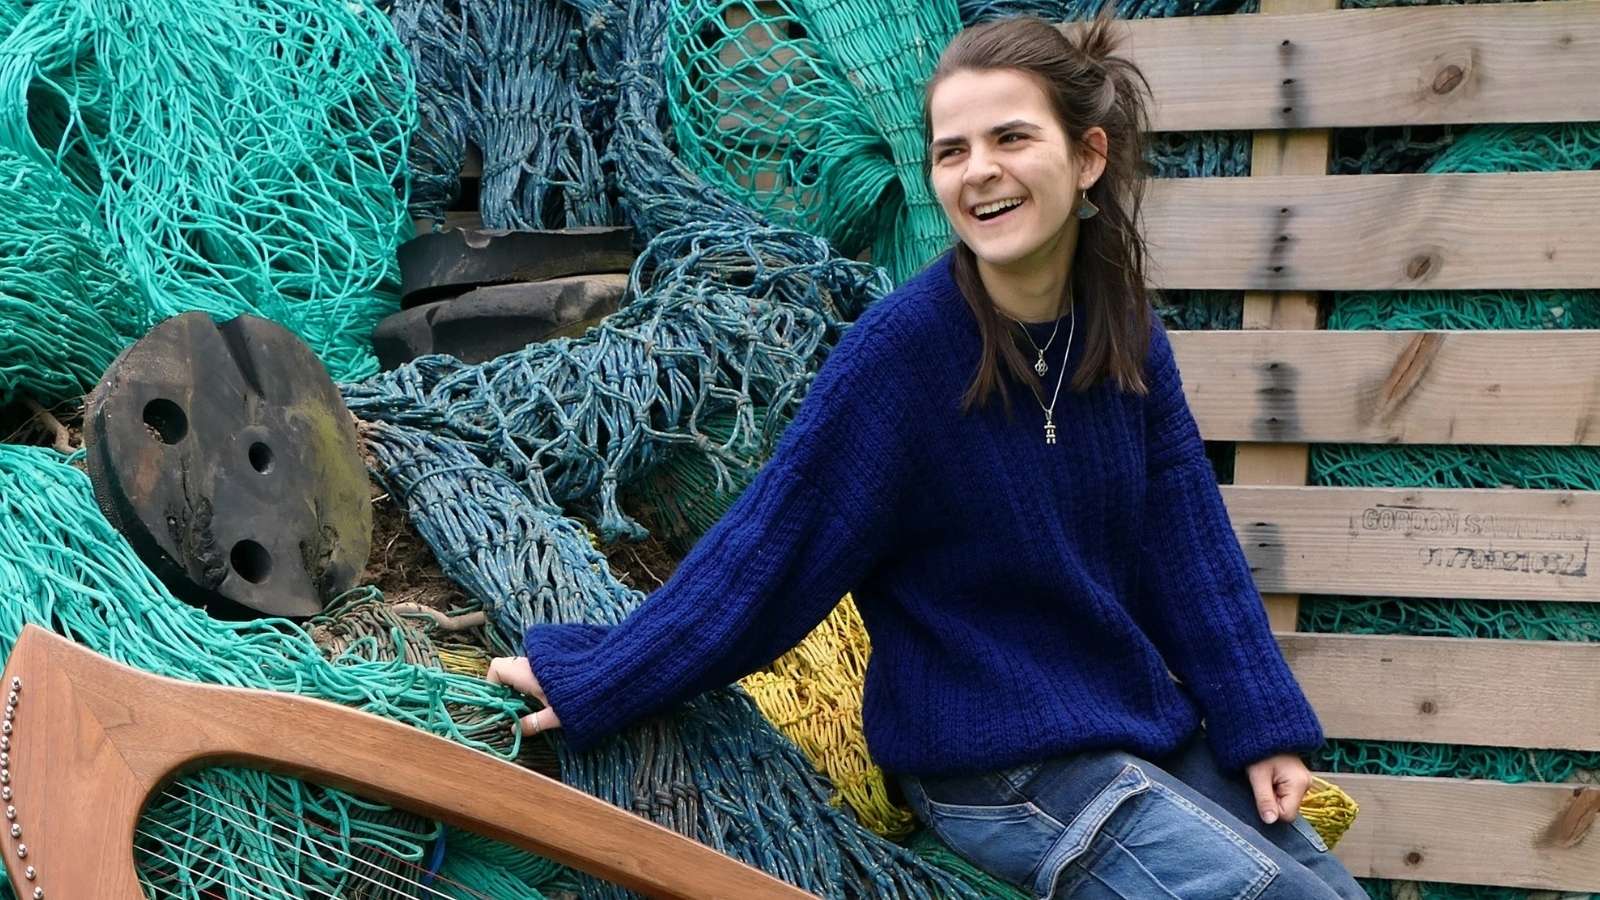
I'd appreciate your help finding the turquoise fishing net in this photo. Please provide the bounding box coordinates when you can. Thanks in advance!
[0,147,143,406]
[0,0,414,383]
[389,0,618,230]
[662,0,961,281]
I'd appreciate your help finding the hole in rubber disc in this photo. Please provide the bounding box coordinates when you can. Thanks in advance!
[230,540,272,584]
[143,399,189,444]
[249,442,274,474]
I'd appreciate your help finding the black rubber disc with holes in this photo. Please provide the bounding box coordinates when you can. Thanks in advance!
[83,312,371,619]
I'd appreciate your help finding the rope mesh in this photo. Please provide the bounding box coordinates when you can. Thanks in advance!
[0,0,413,382]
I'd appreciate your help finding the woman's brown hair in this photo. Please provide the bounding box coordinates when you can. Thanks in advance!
[925,10,1155,413]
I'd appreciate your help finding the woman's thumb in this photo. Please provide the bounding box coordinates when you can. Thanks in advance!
[1246,764,1280,824]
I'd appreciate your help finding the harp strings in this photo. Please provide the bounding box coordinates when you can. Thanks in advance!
[129,779,511,900]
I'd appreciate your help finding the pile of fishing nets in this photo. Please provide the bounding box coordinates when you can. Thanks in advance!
[0,0,412,383]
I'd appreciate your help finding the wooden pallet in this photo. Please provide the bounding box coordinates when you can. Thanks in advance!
[1101,1,1600,891]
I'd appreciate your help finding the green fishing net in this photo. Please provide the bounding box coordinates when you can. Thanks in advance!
[0,0,414,383]
[0,444,592,897]
[663,0,960,281]
[0,147,143,406]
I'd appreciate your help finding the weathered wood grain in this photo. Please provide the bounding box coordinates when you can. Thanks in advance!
[1090,2,1600,132]
[1145,172,1600,291]
[1174,330,1600,444]
[1225,485,1600,602]
[1231,0,1332,628]
[1333,774,1600,892]
[1280,632,1600,748]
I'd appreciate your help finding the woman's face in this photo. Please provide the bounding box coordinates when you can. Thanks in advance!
[928,68,1106,270]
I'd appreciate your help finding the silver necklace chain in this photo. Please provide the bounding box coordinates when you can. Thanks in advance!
[1005,310,1062,376]
[1017,310,1074,445]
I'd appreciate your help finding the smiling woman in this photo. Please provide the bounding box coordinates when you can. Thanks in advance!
[884,14,1369,900]
[922,13,1158,416]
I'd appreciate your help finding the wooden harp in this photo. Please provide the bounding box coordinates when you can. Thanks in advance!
[0,624,815,899]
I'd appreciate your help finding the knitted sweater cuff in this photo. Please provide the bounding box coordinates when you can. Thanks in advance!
[522,622,617,752]
[1203,696,1325,772]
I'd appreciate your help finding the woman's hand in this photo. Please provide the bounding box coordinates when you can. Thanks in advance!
[1245,753,1312,824]
[486,656,563,736]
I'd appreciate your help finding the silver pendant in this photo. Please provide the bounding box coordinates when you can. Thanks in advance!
[1044,418,1057,445]
[1034,353,1048,376]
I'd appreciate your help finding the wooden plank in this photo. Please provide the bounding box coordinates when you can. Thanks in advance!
[1231,0,1331,629]
[1280,632,1600,749]
[1331,774,1600,892]
[1226,486,1600,602]
[1145,171,1600,291]
[1174,330,1600,445]
[1096,1,1600,132]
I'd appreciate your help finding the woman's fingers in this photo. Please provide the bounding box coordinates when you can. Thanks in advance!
[1277,769,1309,821]
[488,656,562,735]
[520,706,563,736]
[486,656,548,704]
[1247,754,1314,824]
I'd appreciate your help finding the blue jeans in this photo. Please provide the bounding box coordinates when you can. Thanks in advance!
[897,733,1367,900]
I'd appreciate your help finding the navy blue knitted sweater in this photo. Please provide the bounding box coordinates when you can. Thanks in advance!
[523,254,1324,776]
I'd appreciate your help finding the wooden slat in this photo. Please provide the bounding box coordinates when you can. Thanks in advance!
[1231,0,1330,629]
[1225,486,1600,602]
[1280,632,1600,749]
[1174,330,1600,445]
[1145,171,1600,291]
[1331,774,1600,892]
[1097,1,1600,132]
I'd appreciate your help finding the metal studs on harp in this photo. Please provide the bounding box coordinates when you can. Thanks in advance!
[16,842,25,857]
[9,824,19,839]
[5,806,13,820]
[3,721,13,735]
[23,865,32,880]
[31,888,40,899]
[9,677,17,691]
[2,770,10,785]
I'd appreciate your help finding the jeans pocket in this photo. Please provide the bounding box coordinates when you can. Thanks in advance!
[912,782,1067,889]
[1061,780,1278,900]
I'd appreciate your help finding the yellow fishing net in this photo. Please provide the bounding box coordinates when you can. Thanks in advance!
[741,594,917,837]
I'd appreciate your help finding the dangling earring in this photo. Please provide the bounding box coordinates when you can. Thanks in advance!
[1075,191,1100,220]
